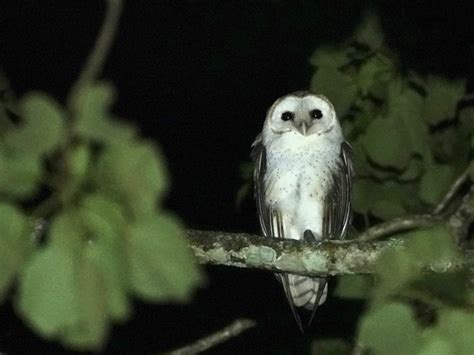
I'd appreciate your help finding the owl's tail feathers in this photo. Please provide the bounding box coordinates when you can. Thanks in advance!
[288,275,327,309]
[279,274,328,332]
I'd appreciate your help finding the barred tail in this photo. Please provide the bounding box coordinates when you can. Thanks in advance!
[288,274,327,309]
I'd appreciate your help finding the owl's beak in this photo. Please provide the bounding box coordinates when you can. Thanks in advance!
[297,121,308,136]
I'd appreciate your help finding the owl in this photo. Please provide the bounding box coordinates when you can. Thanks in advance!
[251,91,353,330]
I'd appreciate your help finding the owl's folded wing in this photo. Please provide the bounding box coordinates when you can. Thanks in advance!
[322,141,354,240]
[251,135,305,331]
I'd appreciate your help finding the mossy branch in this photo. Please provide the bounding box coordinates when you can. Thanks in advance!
[186,182,474,277]
[187,230,471,277]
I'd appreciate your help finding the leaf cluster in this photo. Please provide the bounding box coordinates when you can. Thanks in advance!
[0,76,204,350]
[310,12,471,221]
[311,12,473,355]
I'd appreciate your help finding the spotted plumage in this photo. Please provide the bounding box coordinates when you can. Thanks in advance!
[251,91,353,330]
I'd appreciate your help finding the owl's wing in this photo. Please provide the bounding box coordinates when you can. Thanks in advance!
[322,141,354,240]
[251,135,304,332]
[307,141,354,327]
[250,134,270,238]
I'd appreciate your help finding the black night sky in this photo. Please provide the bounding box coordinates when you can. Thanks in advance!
[1,1,473,354]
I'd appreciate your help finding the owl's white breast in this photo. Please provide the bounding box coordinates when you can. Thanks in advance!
[263,131,342,240]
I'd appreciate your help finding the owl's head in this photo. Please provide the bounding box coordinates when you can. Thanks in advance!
[264,91,339,137]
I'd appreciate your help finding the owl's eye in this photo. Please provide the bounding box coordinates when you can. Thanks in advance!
[310,109,323,120]
[281,111,295,121]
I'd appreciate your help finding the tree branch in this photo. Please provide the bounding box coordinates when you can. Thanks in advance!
[187,184,474,277]
[433,167,470,215]
[357,214,441,241]
[187,230,470,277]
[165,318,256,355]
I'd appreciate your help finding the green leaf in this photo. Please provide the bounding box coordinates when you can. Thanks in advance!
[375,247,415,299]
[61,246,109,350]
[79,194,130,321]
[375,226,459,299]
[361,76,430,170]
[75,83,136,144]
[419,163,456,205]
[423,76,466,125]
[76,82,115,136]
[351,178,372,215]
[0,148,42,199]
[62,144,92,200]
[48,211,85,253]
[17,245,80,339]
[0,203,31,301]
[458,105,474,138]
[350,140,371,176]
[128,214,204,302]
[70,144,91,181]
[361,117,411,169]
[311,338,351,355]
[413,271,469,305]
[96,142,169,217]
[353,11,384,49]
[434,308,474,355]
[421,308,474,355]
[357,54,394,98]
[309,46,351,68]
[334,275,372,299]
[358,302,421,355]
[310,66,357,117]
[353,179,419,219]
[20,209,123,350]
[398,158,423,181]
[4,92,65,156]
[430,126,471,165]
[371,198,406,220]
[419,333,455,355]
[407,226,459,268]
[386,80,430,161]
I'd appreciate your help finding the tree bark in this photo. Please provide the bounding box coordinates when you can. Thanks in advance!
[187,230,471,276]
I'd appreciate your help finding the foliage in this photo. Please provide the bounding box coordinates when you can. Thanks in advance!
[309,12,469,222]
[309,12,473,355]
[0,79,204,349]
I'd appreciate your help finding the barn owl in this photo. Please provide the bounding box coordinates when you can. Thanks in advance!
[251,91,353,330]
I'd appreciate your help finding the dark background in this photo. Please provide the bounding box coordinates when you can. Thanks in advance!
[1,1,473,354]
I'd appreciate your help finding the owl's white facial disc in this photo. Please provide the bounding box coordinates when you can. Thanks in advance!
[265,93,337,137]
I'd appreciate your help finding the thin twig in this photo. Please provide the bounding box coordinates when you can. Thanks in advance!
[67,0,123,110]
[359,166,470,241]
[357,214,441,241]
[165,318,256,355]
[33,0,123,220]
[448,185,474,243]
[433,167,469,215]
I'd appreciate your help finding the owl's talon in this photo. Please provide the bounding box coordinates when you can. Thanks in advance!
[303,230,316,242]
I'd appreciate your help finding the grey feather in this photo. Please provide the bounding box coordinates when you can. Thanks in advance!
[308,141,354,326]
[252,136,305,332]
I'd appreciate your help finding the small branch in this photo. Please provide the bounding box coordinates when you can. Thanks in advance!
[433,168,469,215]
[165,318,256,355]
[448,185,474,244]
[34,0,123,220]
[357,214,441,241]
[67,0,123,110]
[187,230,469,276]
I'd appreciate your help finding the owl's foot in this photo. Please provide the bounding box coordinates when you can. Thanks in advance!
[303,229,317,242]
